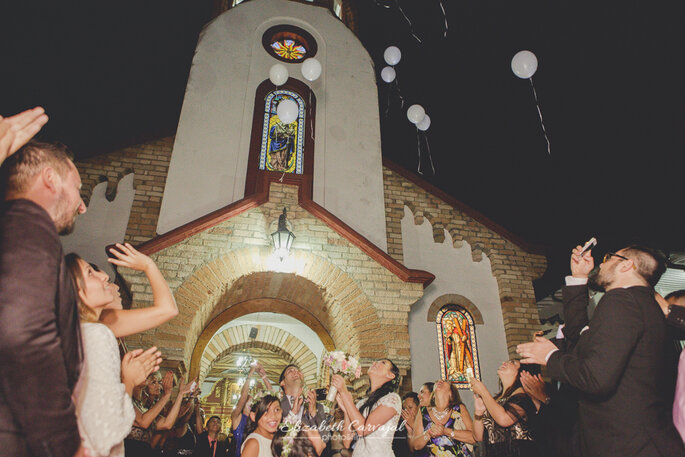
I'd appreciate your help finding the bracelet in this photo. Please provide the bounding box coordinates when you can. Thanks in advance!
[449,429,455,439]
[423,430,429,441]
[474,413,484,420]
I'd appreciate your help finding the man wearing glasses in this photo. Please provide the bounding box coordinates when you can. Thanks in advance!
[517,245,685,457]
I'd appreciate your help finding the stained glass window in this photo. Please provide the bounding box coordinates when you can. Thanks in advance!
[436,305,481,388]
[270,39,307,61]
[262,26,317,64]
[259,90,305,174]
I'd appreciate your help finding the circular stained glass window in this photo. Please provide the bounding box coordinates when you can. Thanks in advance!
[263,25,318,63]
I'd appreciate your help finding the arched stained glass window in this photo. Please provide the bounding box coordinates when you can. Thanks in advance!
[436,305,481,388]
[259,90,305,174]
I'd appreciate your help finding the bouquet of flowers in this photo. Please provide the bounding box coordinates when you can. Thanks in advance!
[323,351,362,409]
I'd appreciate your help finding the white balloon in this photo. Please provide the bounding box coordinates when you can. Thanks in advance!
[407,104,426,124]
[417,114,431,131]
[269,64,289,86]
[384,46,402,66]
[276,99,298,124]
[301,58,322,81]
[511,50,538,79]
[380,66,396,83]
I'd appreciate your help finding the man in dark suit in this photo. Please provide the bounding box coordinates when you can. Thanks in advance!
[518,244,685,457]
[0,141,87,457]
[193,416,228,457]
[279,365,331,452]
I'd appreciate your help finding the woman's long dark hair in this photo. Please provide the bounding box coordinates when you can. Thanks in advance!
[271,427,316,457]
[245,395,280,435]
[359,359,401,417]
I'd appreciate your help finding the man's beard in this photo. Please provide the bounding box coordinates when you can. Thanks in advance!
[55,198,79,235]
[588,266,610,292]
[58,218,76,235]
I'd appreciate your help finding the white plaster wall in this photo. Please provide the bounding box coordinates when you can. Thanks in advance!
[401,206,509,412]
[158,0,388,251]
[61,174,136,278]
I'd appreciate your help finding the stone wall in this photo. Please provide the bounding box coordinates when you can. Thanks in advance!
[383,167,547,356]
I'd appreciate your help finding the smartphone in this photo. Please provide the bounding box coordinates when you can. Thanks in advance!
[315,388,327,401]
[578,237,597,257]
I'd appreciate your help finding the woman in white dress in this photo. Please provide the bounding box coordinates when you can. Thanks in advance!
[67,243,185,456]
[332,359,402,457]
[241,394,283,457]
[66,253,162,457]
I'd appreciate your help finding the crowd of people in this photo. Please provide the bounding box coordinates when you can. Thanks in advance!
[2,106,685,457]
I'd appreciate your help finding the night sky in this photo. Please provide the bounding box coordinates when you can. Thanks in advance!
[2,0,683,295]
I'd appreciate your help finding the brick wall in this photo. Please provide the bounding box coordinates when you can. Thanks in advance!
[119,181,424,379]
[74,137,546,370]
[383,167,547,357]
[75,137,174,244]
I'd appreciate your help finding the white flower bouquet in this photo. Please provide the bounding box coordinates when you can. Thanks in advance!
[323,351,361,409]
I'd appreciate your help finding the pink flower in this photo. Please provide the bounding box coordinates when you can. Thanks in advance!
[342,360,347,370]
[355,366,362,378]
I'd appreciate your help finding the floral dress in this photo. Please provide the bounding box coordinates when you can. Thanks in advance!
[416,406,473,457]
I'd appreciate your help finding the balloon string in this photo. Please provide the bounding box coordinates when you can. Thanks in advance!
[424,133,436,174]
[395,0,422,43]
[384,83,391,117]
[416,127,422,175]
[309,91,314,141]
[438,0,448,38]
[394,72,406,109]
[529,77,551,155]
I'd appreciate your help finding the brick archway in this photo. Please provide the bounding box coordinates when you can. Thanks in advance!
[426,294,484,324]
[159,247,382,376]
[198,324,321,386]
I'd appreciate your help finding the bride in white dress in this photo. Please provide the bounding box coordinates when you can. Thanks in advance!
[332,359,402,457]
[66,244,182,457]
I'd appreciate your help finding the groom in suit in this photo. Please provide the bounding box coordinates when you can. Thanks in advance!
[518,244,685,457]
[279,365,331,445]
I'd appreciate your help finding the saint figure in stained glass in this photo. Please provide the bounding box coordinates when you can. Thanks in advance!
[259,90,305,174]
[436,306,481,388]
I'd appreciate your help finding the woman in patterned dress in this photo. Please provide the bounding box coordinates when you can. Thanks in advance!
[410,380,474,457]
[332,359,403,457]
[471,360,539,457]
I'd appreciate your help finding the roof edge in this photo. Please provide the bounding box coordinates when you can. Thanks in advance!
[382,158,546,255]
[136,177,435,288]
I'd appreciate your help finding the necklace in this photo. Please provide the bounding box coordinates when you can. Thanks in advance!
[431,406,450,420]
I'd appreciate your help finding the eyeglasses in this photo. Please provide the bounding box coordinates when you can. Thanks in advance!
[602,252,630,263]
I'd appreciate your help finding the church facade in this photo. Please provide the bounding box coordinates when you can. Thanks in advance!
[62,0,546,419]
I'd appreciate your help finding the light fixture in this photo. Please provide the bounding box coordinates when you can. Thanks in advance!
[271,207,295,261]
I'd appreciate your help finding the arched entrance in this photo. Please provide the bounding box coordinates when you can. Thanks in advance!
[153,248,384,374]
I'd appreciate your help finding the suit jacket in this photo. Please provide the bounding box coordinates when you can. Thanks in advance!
[0,199,82,457]
[547,284,685,457]
[192,431,228,457]
[280,394,332,442]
